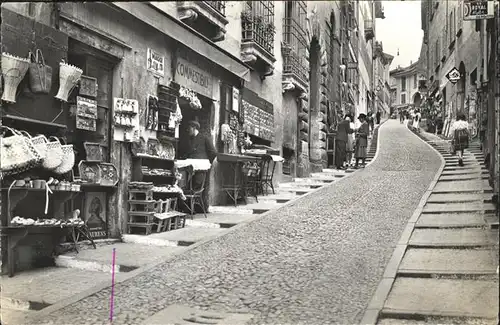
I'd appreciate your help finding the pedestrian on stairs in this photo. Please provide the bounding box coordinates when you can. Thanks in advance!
[449,112,469,167]
[346,115,356,167]
[354,113,369,169]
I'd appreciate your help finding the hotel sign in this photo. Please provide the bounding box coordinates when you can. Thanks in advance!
[463,0,494,20]
[176,48,214,99]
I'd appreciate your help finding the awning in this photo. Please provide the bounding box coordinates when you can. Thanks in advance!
[111,3,251,82]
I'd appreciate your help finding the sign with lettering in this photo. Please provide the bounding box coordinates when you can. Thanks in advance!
[76,96,97,119]
[176,49,213,99]
[446,67,461,84]
[463,0,494,20]
[147,48,165,76]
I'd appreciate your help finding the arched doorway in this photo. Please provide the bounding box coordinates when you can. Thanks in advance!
[413,92,422,108]
[308,37,322,172]
[457,61,466,118]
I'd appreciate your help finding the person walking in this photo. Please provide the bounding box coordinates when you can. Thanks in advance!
[178,120,217,212]
[354,113,369,168]
[449,112,469,166]
[376,111,381,124]
[346,115,356,167]
[367,112,375,135]
[399,109,405,124]
[413,109,422,131]
[334,115,353,170]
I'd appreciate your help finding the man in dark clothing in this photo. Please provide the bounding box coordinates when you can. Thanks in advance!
[376,111,381,124]
[334,115,353,170]
[179,120,217,213]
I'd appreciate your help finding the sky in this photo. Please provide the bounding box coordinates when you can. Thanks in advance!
[376,0,424,71]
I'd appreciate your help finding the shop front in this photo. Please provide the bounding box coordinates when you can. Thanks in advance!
[0,2,252,276]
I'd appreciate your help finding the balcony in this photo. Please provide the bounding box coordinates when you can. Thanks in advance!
[177,1,229,42]
[241,1,276,79]
[282,12,308,93]
[364,19,374,41]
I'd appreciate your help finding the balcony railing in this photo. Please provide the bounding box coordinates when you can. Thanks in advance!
[205,1,225,16]
[282,16,307,86]
[241,1,275,55]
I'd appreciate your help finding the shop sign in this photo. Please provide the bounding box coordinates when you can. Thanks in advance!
[176,49,213,99]
[446,67,461,84]
[463,0,494,20]
[232,87,239,112]
[147,48,165,76]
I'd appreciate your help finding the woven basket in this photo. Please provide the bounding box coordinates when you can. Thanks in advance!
[1,52,30,103]
[43,136,64,170]
[19,131,47,160]
[28,49,52,94]
[52,138,75,174]
[0,126,42,175]
[55,61,82,102]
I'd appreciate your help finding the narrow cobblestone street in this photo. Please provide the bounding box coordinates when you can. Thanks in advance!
[31,120,442,325]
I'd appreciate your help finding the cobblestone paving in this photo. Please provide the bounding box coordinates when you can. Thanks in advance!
[35,120,442,325]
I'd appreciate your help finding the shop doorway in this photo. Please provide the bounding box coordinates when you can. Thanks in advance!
[413,92,422,108]
[178,94,214,153]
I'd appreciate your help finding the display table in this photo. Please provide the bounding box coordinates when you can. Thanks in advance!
[1,187,95,277]
[217,153,260,206]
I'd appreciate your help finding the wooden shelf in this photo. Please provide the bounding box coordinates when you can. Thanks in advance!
[3,114,67,129]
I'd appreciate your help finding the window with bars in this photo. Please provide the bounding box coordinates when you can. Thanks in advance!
[205,1,226,16]
[241,1,275,55]
[282,0,307,83]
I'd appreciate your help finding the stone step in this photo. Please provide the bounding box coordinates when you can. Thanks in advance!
[0,308,36,325]
[257,194,297,204]
[427,193,493,203]
[422,202,496,213]
[184,213,255,228]
[433,180,492,193]
[210,205,254,215]
[55,242,186,272]
[310,172,346,178]
[278,187,314,195]
[408,228,498,247]
[243,202,284,214]
[398,248,498,275]
[415,213,489,228]
[378,317,498,325]
[278,182,324,189]
[441,168,488,175]
[122,227,229,246]
[439,174,489,181]
[382,278,499,319]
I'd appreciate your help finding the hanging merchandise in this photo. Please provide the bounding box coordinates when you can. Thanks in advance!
[43,136,64,170]
[52,138,75,175]
[55,60,83,102]
[1,52,30,103]
[179,86,202,110]
[146,95,159,130]
[19,131,48,161]
[28,49,52,94]
[168,98,183,130]
[0,126,43,176]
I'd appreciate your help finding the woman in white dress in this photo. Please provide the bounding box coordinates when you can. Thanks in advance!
[449,112,469,166]
[345,115,356,167]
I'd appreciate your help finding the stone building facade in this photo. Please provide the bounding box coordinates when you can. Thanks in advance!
[389,62,424,109]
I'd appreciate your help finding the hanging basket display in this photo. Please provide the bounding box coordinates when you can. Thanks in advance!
[1,52,30,103]
[55,60,82,102]
[28,49,52,94]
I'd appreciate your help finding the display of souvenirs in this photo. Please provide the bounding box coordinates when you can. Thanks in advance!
[75,97,98,131]
[141,167,173,177]
[79,161,101,184]
[99,163,119,186]
[79,75,98,97]
[11,216,85,227]
[152,184,186,200]
[114,98,139,114]
[9,177,81,192]
[146,95,159,130]
[168,98,183,129]
[84,142,104,162]
[114,113,134,127]
[143,139,175,159]
[129,181,154,190]
[242,100,274,142]
[179,86,202,110]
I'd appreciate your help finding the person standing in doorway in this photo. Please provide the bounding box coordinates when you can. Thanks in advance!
[346,115,356,167]
[449,112,469,166]
[179,120,217,212]
[334,115,353,170]
[376,111,381,124]
[354,113,369,168]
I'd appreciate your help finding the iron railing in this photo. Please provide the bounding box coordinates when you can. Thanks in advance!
[205,1,226,16]
[241,1,275,55]
[282,6,307,84]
